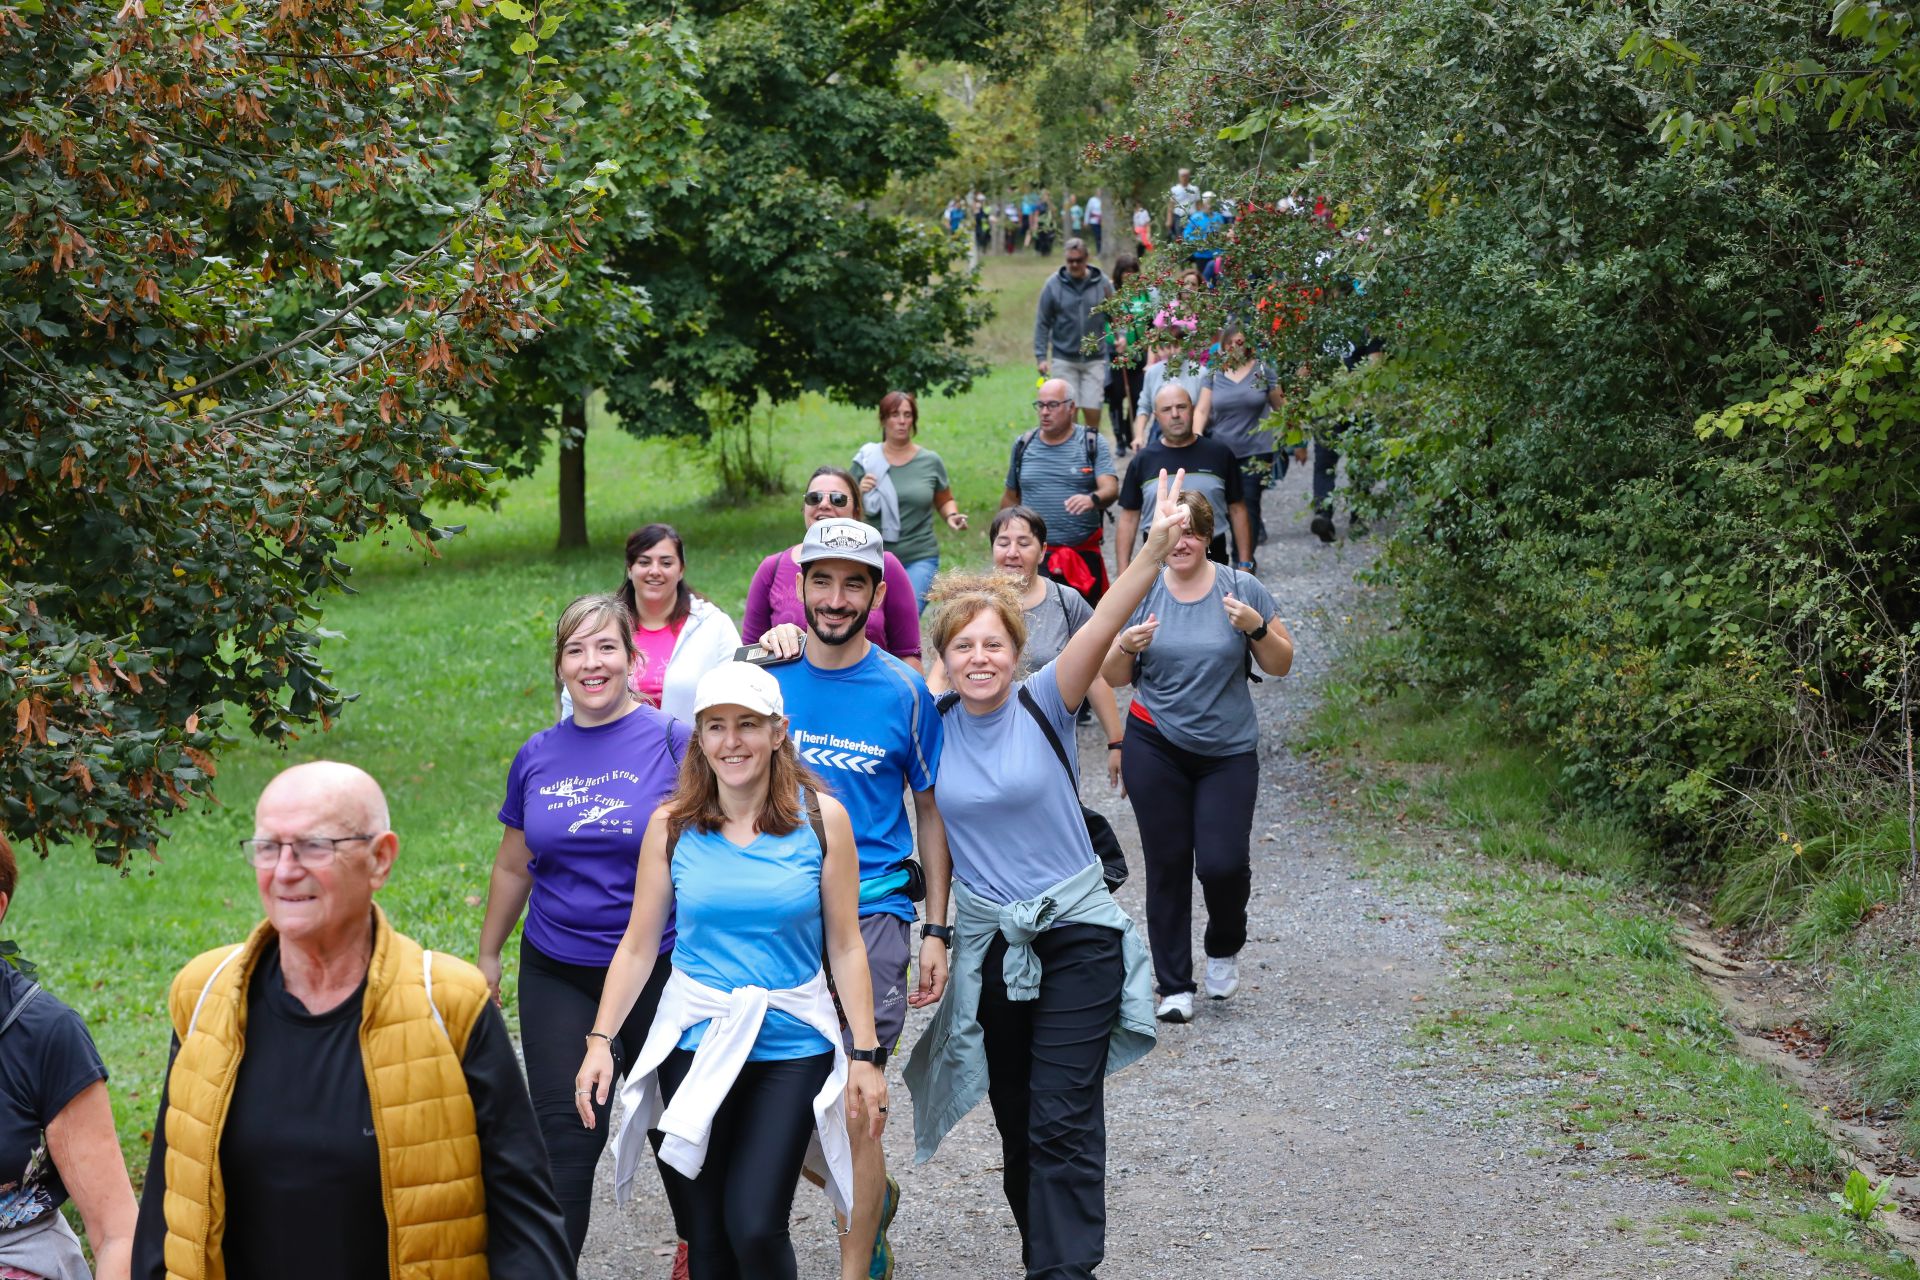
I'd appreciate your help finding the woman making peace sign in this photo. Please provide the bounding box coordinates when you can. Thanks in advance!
[904,469,1194,1280]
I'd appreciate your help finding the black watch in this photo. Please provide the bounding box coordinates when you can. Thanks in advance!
[847,1046,887,1065]
[922,922,955,945]
[1247,622,1269,642]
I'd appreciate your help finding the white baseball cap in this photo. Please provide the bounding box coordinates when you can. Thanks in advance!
[693,661,785,718]
[798,517,885,572]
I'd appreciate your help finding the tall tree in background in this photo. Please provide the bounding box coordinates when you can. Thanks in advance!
[0,0,693,861]
[359,5,707,549]
[581,0,1012,515]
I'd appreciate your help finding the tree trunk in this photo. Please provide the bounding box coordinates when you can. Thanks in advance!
[556,398,589,550]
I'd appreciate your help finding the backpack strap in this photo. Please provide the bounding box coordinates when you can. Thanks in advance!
[1016,686,1077,784]
[1053,580,1072,631]
[0,982,41,1039]
[1010,429,1038,489]
[801,785,827,854]
[421,950,448,1038]
[935,691,962,716]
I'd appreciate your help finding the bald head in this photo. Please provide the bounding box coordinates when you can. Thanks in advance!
[253,760,397,955]
[1153,381,1196,444]
[1036,377,1078,437]
[257,760,391,836]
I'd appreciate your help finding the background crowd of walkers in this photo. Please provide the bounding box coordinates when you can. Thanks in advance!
[7,162,1333,1280]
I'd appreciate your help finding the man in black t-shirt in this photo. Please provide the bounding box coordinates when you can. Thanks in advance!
[131,761,572,1280]
[1115,383,1252,572]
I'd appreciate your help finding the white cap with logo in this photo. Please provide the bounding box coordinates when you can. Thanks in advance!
[692,661,785,719]
[798,517,885,572]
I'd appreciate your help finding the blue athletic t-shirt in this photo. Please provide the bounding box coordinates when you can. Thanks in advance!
[671,823,834,1062]
[499,705,690,965]
[772,647,941,922]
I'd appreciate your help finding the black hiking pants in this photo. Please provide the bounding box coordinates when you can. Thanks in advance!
[1121,714,1258,995]
[978,923,1124,1279]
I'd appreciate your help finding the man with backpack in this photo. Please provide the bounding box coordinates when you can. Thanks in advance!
[1000,380,1119,605]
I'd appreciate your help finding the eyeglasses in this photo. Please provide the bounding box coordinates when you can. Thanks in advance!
[1032,399,1072,411]
[240,835,376,868]
[804,491,852,508]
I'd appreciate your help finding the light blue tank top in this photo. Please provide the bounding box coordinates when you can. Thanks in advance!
[670,820,833,1061]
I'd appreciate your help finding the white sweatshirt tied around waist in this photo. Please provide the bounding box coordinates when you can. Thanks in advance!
[611,966,852,1217]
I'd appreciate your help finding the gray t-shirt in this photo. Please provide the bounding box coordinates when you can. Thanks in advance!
[935,663,1099,905]
[1124,566,1278,755]
[1202,363,1280,458]
[1005,428,1117,546]
[1019,580,1093,676]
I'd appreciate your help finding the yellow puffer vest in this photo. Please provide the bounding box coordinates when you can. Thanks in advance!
[159,905,492,1280]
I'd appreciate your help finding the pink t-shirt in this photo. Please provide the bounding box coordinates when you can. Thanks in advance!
[631,619,685,706]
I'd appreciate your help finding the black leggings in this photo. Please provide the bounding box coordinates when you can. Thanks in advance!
[518,939,675,1259]
[654,1048,833,1280]
[979,923,1123,1279]
[1121,714,1259,995]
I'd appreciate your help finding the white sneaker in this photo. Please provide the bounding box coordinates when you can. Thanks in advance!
[1204,956,1240,1000]
[1155,992,1194,1023]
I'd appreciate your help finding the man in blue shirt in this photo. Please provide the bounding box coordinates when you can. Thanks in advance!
[758,516,950,1280]
[1183,191,1227,284]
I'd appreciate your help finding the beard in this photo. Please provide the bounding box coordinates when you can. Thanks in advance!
[804,597,874,646]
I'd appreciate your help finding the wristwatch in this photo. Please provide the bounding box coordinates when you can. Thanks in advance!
[922,922,955,945]
[1247,622,1269,642]
[847,1046,887,1065]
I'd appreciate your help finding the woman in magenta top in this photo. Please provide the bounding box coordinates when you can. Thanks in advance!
[744,466,924,669]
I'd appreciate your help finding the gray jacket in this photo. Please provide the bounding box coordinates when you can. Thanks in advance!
[1032,265,1114,364]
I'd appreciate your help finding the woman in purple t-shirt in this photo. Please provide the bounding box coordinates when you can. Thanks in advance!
[478,593,692,1263]
[743,466,923,670]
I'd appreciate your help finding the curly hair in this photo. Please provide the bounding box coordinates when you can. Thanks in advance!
[925,571,1029,658]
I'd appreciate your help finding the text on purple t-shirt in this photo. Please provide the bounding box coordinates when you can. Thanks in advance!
[498,705,689,966]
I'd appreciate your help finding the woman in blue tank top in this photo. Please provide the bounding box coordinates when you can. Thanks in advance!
[575,662,888,1280]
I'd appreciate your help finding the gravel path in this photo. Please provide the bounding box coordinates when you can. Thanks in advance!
[580,461,1822,1278]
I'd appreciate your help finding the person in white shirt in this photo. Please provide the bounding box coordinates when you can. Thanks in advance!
[1084,193,1104,254]
[1167,168,1200,240]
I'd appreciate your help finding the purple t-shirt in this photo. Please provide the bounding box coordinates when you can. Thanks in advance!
[499,705,690,966]
[744,546,923,659]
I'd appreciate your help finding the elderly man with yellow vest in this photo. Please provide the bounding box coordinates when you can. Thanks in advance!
[131,761,571,1280]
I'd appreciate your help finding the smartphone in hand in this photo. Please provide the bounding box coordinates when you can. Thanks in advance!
[735,637,806,666]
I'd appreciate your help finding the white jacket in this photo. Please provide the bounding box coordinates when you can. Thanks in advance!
[653,597,741,724]
[556,597,740,726]
[610,967,852,1217]
[852,441,902,542]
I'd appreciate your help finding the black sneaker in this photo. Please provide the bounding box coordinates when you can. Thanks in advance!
[1310,513,1335,543]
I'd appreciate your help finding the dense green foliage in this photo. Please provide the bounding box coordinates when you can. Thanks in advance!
[1118,0,1919,896]
[0,0,694,861]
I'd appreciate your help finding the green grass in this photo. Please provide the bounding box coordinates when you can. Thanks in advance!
[1311,669,1916,1278]
[8,252,1066,1169]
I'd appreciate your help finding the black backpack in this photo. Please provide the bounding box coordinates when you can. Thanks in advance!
[1010,428,1111,527]
[937,687,1129,892]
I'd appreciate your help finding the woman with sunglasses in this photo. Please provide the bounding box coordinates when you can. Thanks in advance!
[745,466,925,671]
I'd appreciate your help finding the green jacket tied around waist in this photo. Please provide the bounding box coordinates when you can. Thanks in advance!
[902,862,1156,1163]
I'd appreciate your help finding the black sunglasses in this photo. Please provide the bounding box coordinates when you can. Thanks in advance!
[805,491,852,508]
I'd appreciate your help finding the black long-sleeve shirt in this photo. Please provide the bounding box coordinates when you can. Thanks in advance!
[132,942,570,1280]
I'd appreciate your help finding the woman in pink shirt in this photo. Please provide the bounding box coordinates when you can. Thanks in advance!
[614,524,742,723]
[743,467,924,670]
